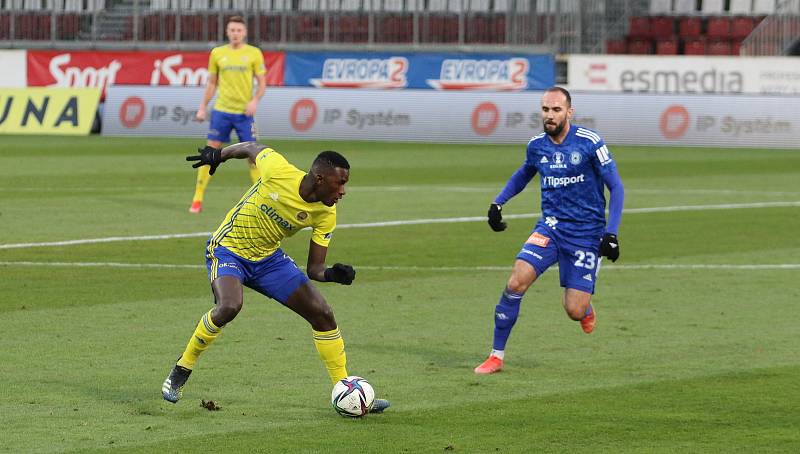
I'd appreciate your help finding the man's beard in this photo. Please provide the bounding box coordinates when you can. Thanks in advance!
[543,120,565,137]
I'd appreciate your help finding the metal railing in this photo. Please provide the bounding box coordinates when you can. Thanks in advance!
[740,1,800,56]
[0,0,638,53]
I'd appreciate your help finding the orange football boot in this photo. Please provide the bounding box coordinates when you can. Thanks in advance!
[189,201,202,213]
[474,355,504,374]
[580,304,596,334]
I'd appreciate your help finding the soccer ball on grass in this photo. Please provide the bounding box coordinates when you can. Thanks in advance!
[331,376,375,417]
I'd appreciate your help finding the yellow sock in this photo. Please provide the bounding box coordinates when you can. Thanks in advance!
[312,328,348,384]
[192,166,212,203]
[176,309,221,370]
[248,162,260,184]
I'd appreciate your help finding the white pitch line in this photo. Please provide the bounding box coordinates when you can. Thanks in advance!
[0,201,798,250]
[0,261,798,271]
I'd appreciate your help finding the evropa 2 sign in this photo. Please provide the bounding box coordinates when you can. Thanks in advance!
[284,52,554,90]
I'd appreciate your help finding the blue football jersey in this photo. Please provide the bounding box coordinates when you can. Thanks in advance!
[524,124,617,237]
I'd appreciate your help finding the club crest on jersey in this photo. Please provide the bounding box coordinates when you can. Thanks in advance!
[296,211,308,221]
[550,152,567,169]
[570,151,582,165]
[525,232,550,247]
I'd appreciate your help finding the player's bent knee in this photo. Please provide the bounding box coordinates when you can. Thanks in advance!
[214,299,242,325]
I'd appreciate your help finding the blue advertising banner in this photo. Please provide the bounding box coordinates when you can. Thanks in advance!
[284,52,555,91]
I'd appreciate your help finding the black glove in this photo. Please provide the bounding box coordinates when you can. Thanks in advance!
[186,146,223,175]
[324,263,355,285]
[600,233,620,262]
[487,203,507,232]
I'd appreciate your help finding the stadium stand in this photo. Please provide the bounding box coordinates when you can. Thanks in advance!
[1,0,797,55]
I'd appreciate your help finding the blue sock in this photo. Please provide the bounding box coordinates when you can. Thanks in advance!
[492,289,524,351]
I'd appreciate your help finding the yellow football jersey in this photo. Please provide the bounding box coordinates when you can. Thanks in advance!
[208,149,336,261]
[208,44,266,114]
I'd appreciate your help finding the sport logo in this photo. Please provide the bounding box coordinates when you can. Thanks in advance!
[149,54,209,86]
[525,232,550,247]
[311,57,408,89]
[427,58,529,90]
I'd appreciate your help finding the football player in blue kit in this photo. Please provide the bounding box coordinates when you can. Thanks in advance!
[475,87,625,374]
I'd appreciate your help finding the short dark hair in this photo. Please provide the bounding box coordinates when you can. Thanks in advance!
[313,150,350,170]
[227,16,246,27]
[545,86,572,107]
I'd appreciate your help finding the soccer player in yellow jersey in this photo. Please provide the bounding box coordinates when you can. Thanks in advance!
[163,141,390,414]
[190,16,267,214]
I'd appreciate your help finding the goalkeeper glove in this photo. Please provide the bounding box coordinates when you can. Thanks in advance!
[487,203,507,232]
[600,233,620,262]
[324,263,355,285]
[186,146,223,175]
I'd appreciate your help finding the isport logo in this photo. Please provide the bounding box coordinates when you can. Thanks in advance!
[310,57,408,89]
[427,58,529,90]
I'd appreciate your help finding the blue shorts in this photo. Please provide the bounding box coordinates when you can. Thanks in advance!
[208,110,257,143]
[206,244,309,304]
[515,225,601,294]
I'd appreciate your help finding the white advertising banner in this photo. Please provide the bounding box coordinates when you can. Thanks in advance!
[0,50,27,88]
[568,55,800,95]
[103,86,800,148]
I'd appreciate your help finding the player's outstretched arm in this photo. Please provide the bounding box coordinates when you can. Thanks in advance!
[185,141,269,175]
[307,241,355,285]
[600,165,625,262]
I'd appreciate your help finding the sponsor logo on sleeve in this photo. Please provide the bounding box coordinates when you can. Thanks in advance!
[526,232,551,247]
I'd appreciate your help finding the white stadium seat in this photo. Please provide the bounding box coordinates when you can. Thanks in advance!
[649,0,671,14]
[728,0,752,14]
[701,0,724,14]
[752,0,775,14]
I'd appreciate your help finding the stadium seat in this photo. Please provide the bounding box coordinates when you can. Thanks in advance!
[683,38,706,55]
[706,17,731,39]
[656,38,679,54]
[707,39,733,55]
[650,16,675,39]
[605,39,627,54]
[731,16,755,40]
[752,0,776,14]
[376,15,412,42]
[700,0,724,14]
[628,16,651,39]
[731,40,742,55]
[57,13,81,39]
[673,0,697,15]
[729,0,753,14]
[678,16,703,38]
[0,15,9,40]
[627,38,652,54]
[649,0,671,14]
[258,15,281,42]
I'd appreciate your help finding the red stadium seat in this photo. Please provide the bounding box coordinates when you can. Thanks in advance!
[259,15,282,43]
[627,38,652,54]
[731,40,742,55]
[683,38,706,55]
[731,16,755,40]
[707,40,733,55]
[0,15,10,40]
[650,16,675,39]
[628,16,651,39]
[706,17,732,39]
[656,38,679,55]
[606,39,627,54]
[678,16,703,38]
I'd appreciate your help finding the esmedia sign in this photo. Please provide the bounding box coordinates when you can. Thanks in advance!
[569,55,800,95]
[619,68,743,94]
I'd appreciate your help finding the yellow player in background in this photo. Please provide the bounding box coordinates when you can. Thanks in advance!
[190,16,267,213]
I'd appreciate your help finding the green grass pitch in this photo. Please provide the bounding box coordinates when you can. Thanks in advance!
[1,136,799,453]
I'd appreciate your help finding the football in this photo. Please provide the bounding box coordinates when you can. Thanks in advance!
[331,376,375,417]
